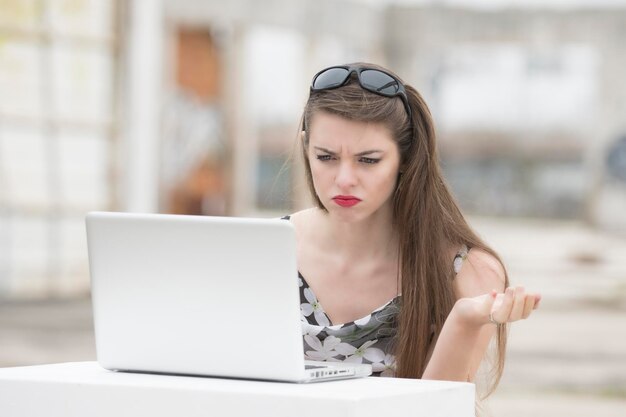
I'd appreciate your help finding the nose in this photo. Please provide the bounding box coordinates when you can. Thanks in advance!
[335,160,358,189]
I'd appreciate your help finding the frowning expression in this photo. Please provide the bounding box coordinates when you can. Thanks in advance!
[307,111,401,221]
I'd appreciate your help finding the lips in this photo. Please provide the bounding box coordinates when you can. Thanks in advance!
[332,195,362,208]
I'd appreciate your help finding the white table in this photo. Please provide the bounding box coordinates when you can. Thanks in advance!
[0,362,475,417]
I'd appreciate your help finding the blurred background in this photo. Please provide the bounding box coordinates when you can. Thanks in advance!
[0,0,625,415]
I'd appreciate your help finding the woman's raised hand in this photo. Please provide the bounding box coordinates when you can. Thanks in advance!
[490,286,541,324]
[454,286,541,327]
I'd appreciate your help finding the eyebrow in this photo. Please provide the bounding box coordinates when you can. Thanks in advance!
[313,146,384,156]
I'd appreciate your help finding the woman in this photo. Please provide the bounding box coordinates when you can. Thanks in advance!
[285,63,540,397]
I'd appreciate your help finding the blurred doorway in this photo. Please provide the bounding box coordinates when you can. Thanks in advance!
[161,27,228,216]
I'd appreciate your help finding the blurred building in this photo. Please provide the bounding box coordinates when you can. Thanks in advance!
[0,0,118,297]
[385,6,626,225]
[0,0,625,298]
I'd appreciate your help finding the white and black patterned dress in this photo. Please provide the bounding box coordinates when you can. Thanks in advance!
[284,215,468,377]
[298,271,401,376]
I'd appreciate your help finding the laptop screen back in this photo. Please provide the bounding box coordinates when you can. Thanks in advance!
[86,212,305,381]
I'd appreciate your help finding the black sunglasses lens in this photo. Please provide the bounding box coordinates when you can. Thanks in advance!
[360,70,400,95]
[312,67,350,90]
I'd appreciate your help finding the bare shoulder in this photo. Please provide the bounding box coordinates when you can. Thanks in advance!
[288,208,318,230]
[287,208,325,245]
[466,248,505,279]
[453,247,506,298]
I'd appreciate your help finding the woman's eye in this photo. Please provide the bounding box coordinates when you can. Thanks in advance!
[360,157,380,164]
[316,154,333,161]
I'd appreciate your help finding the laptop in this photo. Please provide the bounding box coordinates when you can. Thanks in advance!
[86,211,372,382]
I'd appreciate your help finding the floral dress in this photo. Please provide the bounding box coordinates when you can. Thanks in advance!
[299,272,401,377]
[284,216,469,377]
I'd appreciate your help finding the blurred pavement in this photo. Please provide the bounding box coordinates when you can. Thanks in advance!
[473,217,626,416]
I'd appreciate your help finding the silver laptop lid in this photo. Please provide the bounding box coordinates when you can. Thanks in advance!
[86,212,306,381]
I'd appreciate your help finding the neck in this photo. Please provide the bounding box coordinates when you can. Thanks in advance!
[316,203,398,261]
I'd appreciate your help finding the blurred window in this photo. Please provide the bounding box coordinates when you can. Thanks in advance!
[0,0,117,297]
[439,44,598,132]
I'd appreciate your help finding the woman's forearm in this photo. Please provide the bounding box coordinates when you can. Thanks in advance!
[421,303,487,382]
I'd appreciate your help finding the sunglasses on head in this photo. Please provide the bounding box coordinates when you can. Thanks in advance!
[310,65,412,120]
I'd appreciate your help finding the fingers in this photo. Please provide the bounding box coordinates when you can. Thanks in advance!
[521,293,536,319]
[509,286,526,320]
[482,290,498,321]
[491,287,541,324]
[491,287,541,323]
[533,294,542,309]
[491,291,504,311]
[483,289,497,309]
[491,286,515,323]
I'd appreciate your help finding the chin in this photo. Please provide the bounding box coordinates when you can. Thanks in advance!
[325,203,370,222]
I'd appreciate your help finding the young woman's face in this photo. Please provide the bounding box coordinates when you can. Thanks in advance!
[307,111,401,222]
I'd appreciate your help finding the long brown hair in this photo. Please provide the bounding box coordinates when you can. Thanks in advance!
[299,63,509,397]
